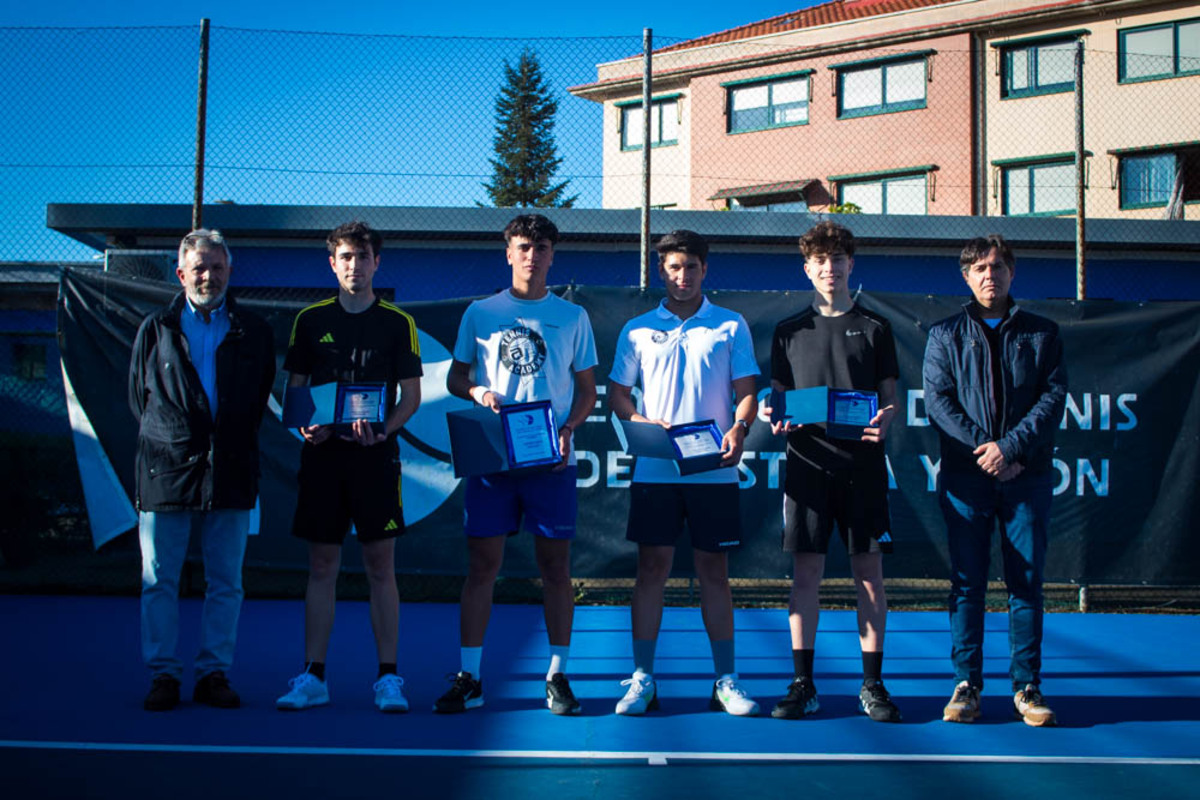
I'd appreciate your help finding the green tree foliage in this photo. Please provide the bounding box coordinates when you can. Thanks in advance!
[484,49,576,208]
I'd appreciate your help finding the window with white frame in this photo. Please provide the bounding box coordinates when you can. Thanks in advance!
[1119,18,1200,82]
[727,74,810,133]
[837,56,927,119]
[620,97,679,150]
[838,174,927,214]
[1119,146,1199,209]
[1002,160,1076,216]
[1001,37,1077,98]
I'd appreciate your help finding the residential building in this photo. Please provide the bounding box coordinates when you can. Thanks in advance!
[569,0,1199,220]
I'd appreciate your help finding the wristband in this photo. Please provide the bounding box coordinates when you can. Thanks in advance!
[470,386,490,405]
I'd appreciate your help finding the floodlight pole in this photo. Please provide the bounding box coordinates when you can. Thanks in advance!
[640,28,652,290]
[192,18,211,232]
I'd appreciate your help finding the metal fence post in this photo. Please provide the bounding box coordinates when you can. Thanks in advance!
[1074,38,1086,301]
[640,28,652,290]
[192,19,211,232]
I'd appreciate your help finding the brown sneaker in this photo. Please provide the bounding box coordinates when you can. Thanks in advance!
[1013,684,1056,727]
[942,680,981,723]
[193,671,241,708]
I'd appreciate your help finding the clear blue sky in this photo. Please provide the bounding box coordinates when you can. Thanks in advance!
[0,0,819,39]
[2,2,825,262]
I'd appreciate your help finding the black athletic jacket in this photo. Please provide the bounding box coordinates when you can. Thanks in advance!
[128,292,276,511]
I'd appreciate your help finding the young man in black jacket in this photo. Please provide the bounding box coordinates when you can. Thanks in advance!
[923,234,1068,727]
[129,229,276,711]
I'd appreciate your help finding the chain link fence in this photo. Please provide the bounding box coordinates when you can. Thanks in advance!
[2,21,1198,607]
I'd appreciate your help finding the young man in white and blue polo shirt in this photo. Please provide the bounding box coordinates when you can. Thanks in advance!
[609,229,761,716]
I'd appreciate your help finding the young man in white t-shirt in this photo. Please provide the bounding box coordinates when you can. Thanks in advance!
[609,230,761,716]
[436,214,598,716]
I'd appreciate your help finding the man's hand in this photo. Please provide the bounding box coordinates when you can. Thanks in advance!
[861,404,896,444]
[473,387,502,413]
[974,441,1008,476]
[340,418,387,447]
[553,424,574,472]
[300,424,332,445]
[720,424,747,467]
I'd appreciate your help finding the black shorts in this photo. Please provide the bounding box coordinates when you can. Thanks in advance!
[626,483,741,553]
[292,441,406,545]
[782,451,892,556]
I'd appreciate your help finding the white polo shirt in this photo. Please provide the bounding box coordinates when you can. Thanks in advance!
[609,297,759,484]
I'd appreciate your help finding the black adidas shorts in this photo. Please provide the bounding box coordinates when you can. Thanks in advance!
[292,440,406,544]
[626,483,742,553]
[781,452,892,556]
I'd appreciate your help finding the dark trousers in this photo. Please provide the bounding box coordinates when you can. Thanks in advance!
[939,467,1053,690]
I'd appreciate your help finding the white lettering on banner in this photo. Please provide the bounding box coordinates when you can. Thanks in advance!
[586,386,607,424]
[737,452,756,489]
[919,455,941,491]
[575,450,600,489]
[1077,458,1109,496]
[1116,394,1138,431]
[756,387,774,424]
[1060,393,1138,431]
[607,450,633,488]
[907,390,929,427]
[1051,458,1110,496]
[760,451,786,489]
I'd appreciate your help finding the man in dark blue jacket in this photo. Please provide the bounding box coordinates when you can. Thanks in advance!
[923,234,1067,727]
[129,229,276,712]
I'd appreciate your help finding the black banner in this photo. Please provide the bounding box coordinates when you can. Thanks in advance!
[58,269,1200,584]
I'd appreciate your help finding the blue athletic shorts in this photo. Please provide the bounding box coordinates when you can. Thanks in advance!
[464,467,578,539]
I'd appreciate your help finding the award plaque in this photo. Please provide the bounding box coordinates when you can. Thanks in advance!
[769,386,878,440]
[334,383,387,434]
[825,389,878,440]
[283,381,387,435]
[618,418,727,476]
[500,401,562,471]
[446,400,561,478]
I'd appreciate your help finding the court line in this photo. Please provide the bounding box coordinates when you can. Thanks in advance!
[1,740,1198,766]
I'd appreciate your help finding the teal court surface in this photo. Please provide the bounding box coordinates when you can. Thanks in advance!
[2,595,1197,798]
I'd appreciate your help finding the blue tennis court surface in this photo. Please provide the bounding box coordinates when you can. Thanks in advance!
[2,595,1197,798]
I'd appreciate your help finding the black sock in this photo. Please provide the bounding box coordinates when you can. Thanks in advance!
[792,649,815,680]
[378,662,398,679]
[862,651,883,684]
[304,661,326,681]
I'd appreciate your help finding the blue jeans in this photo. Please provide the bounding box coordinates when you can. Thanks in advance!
[139,509,249,680]
[939,468,1052,690]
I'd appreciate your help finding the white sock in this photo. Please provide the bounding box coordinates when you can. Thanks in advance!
[547,645,570,680]
[461,646,482,680]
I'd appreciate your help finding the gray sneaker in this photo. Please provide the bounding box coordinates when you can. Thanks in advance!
[943,680,981,723]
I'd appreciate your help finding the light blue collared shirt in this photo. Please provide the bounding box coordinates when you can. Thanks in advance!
[180,296,230,420]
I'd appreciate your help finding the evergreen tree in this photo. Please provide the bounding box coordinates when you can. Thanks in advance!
[483,49,577,208]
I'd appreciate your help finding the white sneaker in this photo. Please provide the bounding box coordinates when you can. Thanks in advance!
[373,674,409,713]
[276,672,330,710]
[709,673,760,717]
[615,671,659,716]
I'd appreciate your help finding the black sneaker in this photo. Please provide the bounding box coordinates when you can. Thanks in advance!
[193,671,241,708]
[771,677,819,719]
[434,671,484,714]
[546,673,582,716]
[144,674,181,712]
[859,679,901,722]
